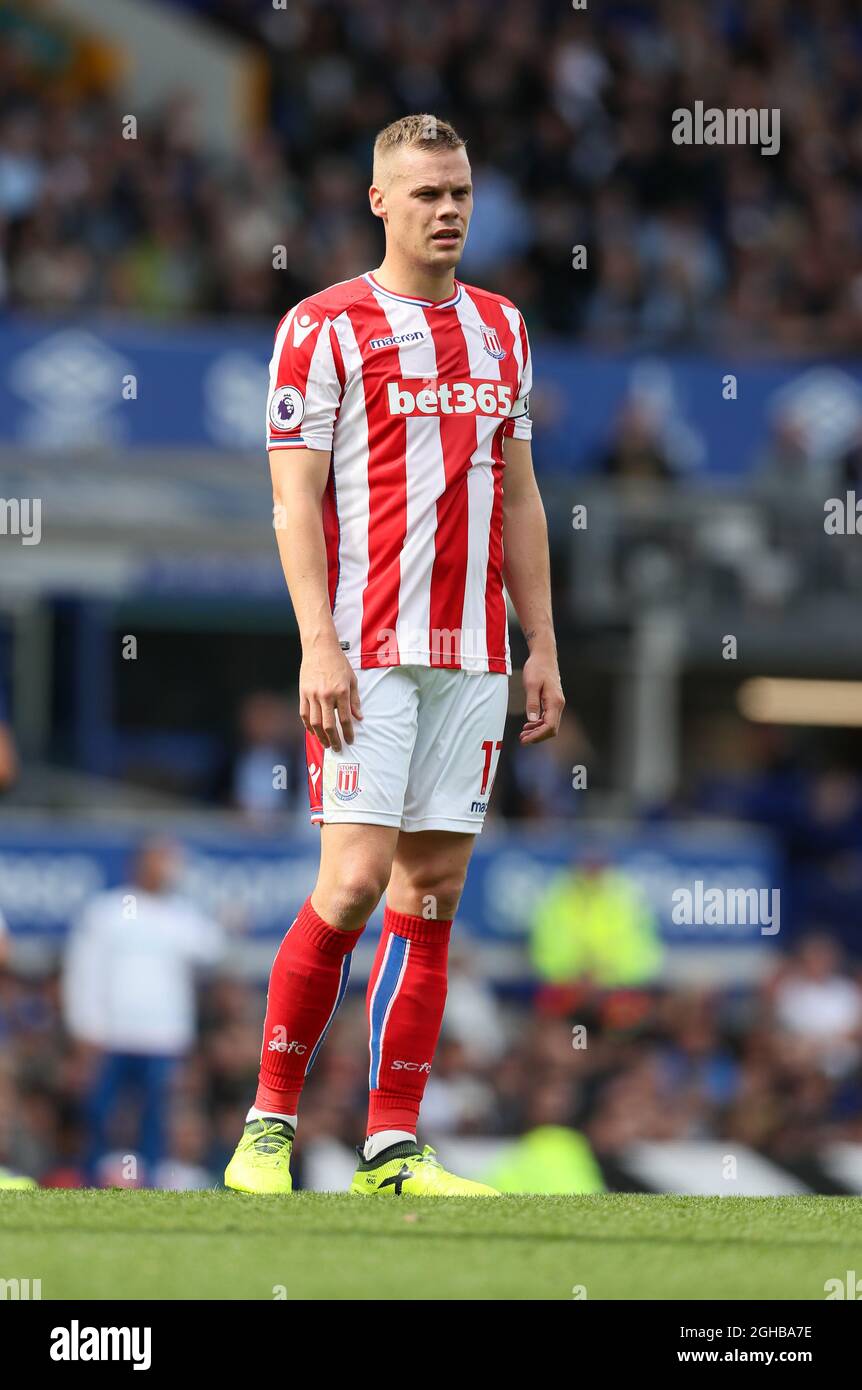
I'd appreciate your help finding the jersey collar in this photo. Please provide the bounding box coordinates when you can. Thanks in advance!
[363,271,462,309]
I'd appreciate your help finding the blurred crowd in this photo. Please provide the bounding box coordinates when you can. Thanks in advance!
[2,927,860,1190]
[2,0,862,347]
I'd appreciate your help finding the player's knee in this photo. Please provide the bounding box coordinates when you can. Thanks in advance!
[411,875,465,921]
[320,866,387,928]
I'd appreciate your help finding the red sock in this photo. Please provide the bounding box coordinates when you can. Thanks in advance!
[255,896,363,1115]
[365,906,452,1135]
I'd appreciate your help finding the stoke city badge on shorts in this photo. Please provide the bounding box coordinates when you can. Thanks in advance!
[333,761,361,801]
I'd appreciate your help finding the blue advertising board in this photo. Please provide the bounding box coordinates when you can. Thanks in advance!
[2,317,861,476]
[0,817,782,981]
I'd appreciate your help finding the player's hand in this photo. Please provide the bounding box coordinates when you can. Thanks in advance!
[299,639,363,751]
[519,651,565,745]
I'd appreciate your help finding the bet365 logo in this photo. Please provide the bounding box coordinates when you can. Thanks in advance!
[387,380,513,417]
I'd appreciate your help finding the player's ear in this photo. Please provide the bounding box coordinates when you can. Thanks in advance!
[368,186,386,220]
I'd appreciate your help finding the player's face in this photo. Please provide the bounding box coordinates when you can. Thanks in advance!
[373,146,473,270]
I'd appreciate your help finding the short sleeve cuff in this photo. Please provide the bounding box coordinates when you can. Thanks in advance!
[267,432,334,452]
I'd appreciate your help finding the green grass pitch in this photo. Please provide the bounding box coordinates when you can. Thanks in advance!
[1,1191,861,1300]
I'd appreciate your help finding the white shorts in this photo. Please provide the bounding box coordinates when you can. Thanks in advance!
[305,665,509,833]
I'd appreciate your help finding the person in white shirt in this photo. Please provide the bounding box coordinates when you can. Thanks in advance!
[772,935,862,1079]
[62,838,224,1186]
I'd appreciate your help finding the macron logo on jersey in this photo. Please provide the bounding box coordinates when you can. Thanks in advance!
[386,379,513,418]
[293,313,319,347]
[369,331,427,350]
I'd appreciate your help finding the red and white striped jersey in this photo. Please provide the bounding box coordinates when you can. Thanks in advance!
[266,270,533,675]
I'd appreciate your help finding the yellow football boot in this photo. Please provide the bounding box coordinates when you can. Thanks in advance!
[350,1142,500,1197]
[0,1166,37,1190]
[224,1118,295,1195]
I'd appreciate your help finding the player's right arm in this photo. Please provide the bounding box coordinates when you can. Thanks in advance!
[266,302,361,752]
[270,448,362,752]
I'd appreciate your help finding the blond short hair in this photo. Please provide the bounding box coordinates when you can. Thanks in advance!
[372,114,467,188]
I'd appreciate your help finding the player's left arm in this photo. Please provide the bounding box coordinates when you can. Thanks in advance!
[501,433,565,744]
